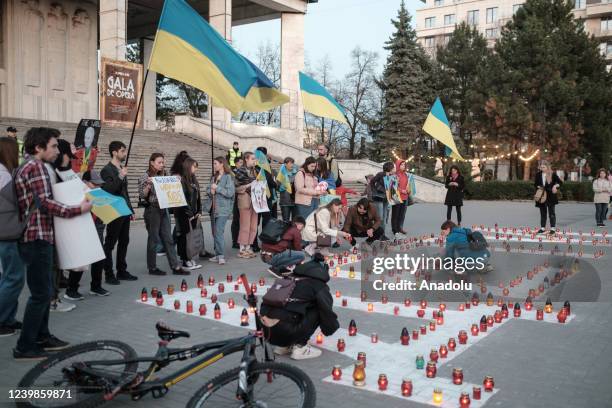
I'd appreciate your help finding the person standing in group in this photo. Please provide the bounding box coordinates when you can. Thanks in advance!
[226,141,242,170]
[278,157,297,222]
[235,152,259,258]
[13,127,92,360]
[301,198,351,256]
[0,137,25,337]
[6,127,24,163]
[391,159,410,236]
[253,147,278,252]
[534,161,562,234]
[592,169,612,227]
[174,157,202,270]
[294,157,325,219]
[444,165,465,226]
[139,153,190,276]
[231,156,244,249]
[317,144,341,186]
[205,157,235,265]
[370,162,394,231]
[100,141,136,284]
[316,157,336,193]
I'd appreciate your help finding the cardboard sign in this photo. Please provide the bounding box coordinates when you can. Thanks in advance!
[152,176,187,209]
[85,188,133,224]
[100,58,143,128]
[251,180,270,213]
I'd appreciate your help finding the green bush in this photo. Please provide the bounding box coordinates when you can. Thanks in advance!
[464,180,594,202]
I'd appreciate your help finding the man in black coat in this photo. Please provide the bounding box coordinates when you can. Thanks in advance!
[260,253,339,360]
[100,141,136,284]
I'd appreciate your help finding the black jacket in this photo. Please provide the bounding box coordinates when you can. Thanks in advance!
[174,179,202,234]
[534,171,562,207]
[260,259,339,336]
[100,162,133,212]
[370,171,387,202]
[444,174,465,206]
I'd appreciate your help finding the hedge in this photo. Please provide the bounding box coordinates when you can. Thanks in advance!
[464,181,595,202]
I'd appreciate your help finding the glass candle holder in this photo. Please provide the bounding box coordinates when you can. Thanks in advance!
[151,287,158,298]
[228,298,235,309]
[218,283,225,293]
[513,302,521,317]
[371,333,378,343]
[494,311,503,323]
[211,294,218,304]
[367,303,374,312]
[173,300,180,310]
[140,288,148,302]
[394,306,400,316]
[487,315,494,327]
[208,276,215,286]
[458,330,468,344]
[400,328,409,345]
[357,352,367,368]
[473,386,481,400]
[337,338,345,352]
[412,330,419,340]
[404,298,411,307]
[377,374,388,391]
[226,273,233,283]
[240,308,249,326]
[452,368,463,385]
[470,324,479,336]
[459,392,471,408]
[433,388,443,404]
[448,337,457,351]
[439,345,448,359]
[420,325,427,335]
[167,284,175,295]
[186,300,193,313]
[479,316,488,332]
[429,348,439,362]
[342,298,348,307]
[417,309,425,318]
[483,375,494,392]
[316,333,323,344]
[536,308,544,320]
[415,355,425,369]
[156,292,164,306]
[332,365,342,381]
[426,361,437,378]
[348,319,357,336]
[199,304,206,316]
[401,378,412,397]
[458,303,465,311]
[214,303,221,319]
[420,299,427,309]
[180,279,187,292]
[200,288,207,298]
[352,360,366,386]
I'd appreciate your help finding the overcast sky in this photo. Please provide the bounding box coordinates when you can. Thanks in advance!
[233,0,420,80]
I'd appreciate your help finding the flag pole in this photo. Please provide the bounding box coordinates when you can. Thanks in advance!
[303,109,313,156]
[125,68,149,167]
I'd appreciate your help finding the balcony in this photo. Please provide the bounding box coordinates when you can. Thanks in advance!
[592,27,612,39]
[586,2,612,18]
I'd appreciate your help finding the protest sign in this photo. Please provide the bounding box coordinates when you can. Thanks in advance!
[86,188,133,224]
[251,180,269,213]
[152,176,187,209]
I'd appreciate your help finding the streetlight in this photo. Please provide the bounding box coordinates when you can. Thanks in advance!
[574,157,586,182]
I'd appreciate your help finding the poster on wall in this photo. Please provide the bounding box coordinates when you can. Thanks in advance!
[100,58,143,128]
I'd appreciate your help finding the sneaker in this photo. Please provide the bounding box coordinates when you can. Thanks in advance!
[38,334,70,351]
[105,274,121,285]
[536,228,545,234]
[13,348,50,361]
[199,251,215,259]
[50,299,76,313]
[64,290,84,301]
[149,268,168,276]
[238,250,251,259]
[267,267,282,279]
[0,326,16,337]
[89,287,110,296]
[218,257,226,265]
[290,343,322,360]
[172,267,191,276]
[183,260,202,270]
[208,256,219,263]
[274,346,293,356]
[117,271,138,281]
[156,251,167,257]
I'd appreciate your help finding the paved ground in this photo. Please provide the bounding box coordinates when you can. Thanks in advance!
[1,201,611,408]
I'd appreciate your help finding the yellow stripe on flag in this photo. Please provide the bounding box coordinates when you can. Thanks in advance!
[301,92,348,124]
[423,112,463,160]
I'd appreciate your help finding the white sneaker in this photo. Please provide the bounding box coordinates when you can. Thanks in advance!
[208,256,219,263]
[290,343,322,360]
[50,299,76,313]
[218,257,226,265]
[274,346,293,356]
[304,243,316,256]
[183,260,202,270]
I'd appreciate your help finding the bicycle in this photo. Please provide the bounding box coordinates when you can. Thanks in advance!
[16,274,316,408]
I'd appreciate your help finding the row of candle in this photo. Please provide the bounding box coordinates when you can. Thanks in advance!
[472,224,608,238]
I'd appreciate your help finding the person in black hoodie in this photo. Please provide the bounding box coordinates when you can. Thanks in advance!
[260,253,339,360]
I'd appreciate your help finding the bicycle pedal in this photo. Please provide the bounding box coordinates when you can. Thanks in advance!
[151,386,169,399]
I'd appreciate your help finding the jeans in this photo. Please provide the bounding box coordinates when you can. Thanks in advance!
[280,205,295,222]
[373,200,388,231]
[17,240,53,352]
[391,201,408,234]
[269,250,305,269]
[0,241,26,326]
[103,215,130,275]
[447,205,462,225]
[144,207,180,271]
[348,226,386,246]
[595,203,607,224]
[213,216,229,258]
[295,199,318,219]
[539,203,556,228]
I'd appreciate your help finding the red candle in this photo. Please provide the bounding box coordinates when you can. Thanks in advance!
[404,298,411,307]
[494,311,503,323]
[316,333,323,344]
[337,338,345,352]
[420,325,427,335]
[452,368,463,385]
[417,309,425,318]
[259,278,265,286]
[218,283,225,293]
[367,303,374,312]
[479,315,487,332]
[458,330,468,344]
[381,295,388,304]
[557,309,567,323]
[226,273,233,283]
[439,345,448,359]
[459,392,471,408]
[536,308,544,320]
[342,298,348,307]
[471,293,479,306]
[412,330,419,340]
[208,276,215,286]
[436,312,444,325]
[483,376,494,392]
[214,303,221,319]
[199,304,207,315]
[211,294,218,304]
[400,328,409,345]
[487,315,494,327]
[426,361,437,378]
[228,298,235,309]
[332,365,342,381]
[401,378,412,397]
[563,300,571,315]
[200,288,207,298]
[513,302,521,317]
[335,290,341,298]
[186,300,193,313]
[420,299,427,309]
[357,351,366,368]
[140,288,148,302]
[348,319,357,336]
[197,274,204,288]
[151,287,158,298]
[524,296,533,311]
[429,320,436,332]
[473,386,481,400]
[470,324,479,336]
[174,299,180,310]
[360,290,367,302]
[155,292,163,306]
[501,304,509,318]
[448,337,457,351]
[458,303,465,311]
[371,332,379,343]
[429,348,439,362]
[179,279,187,292]
[394,306,400,316]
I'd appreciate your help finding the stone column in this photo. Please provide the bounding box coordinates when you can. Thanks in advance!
[280,12,305,132]
[141,38,157,130]
[99,0,127,61]
[209,0,233,128]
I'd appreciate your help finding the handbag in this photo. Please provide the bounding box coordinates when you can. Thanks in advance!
[185,220,204,260]
[262,277,307,308]
[314,210,332,248]
[534,187,547,204]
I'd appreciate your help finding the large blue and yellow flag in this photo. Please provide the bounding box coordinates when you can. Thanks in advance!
[255,149,272,174]
[149,0,288,114]
[423,97,463,160]
[85,188,133,224]
[299,72,348,124]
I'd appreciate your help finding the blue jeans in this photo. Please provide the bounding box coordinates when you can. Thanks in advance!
[295,198,318,219]
[17,240,54,352]
[0,241,26,326]
[373,200,388,231]
[213,215,229,258]
[270,250,305,269]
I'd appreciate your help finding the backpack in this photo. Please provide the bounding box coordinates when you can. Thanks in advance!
[467,231,488,251]
[262,277,307,308]
[260,218,291,244]
[0,170,27,241]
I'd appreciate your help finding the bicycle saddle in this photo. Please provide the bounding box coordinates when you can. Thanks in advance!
[156,321,190,341]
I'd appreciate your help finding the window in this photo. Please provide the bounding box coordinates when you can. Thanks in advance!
[513,4,522,14]
[424,36,435,47]
[607,42,612,55]
[444,14,456,25]
[442,34,452,45]
[486,7,498,24]
[434,0,443,6]
[425,17,436,28]
[573,0,585,8]
[602,17,612,32]
[467,10,479,25]
[485,28,498,38]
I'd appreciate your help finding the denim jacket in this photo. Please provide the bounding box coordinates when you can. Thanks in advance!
[204,173,235,218]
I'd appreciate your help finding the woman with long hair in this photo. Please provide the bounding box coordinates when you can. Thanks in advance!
[139,153,189,276]
[592,168,611,227]
[316,157,336,192]
[534,161,562,234]
[174,157,202,270]
[204,157,235,264]
[170,150,190,176]
[0,137,26,336]
[278,157,298,222]
[234,152,259,258]
[295,156,325,219]
[301,198,351,256]
[444,165,465,226]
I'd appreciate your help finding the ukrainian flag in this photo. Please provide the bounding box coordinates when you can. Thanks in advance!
[423,97,463,160]
[276,164,292,194]
[149,0,288,114]
[256,168,271,199]
[299,72,348,124]
[255,149,272,174]
[85,189,133,225]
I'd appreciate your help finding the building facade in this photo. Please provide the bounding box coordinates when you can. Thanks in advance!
[0,0,312,129]
[416,0,612,69]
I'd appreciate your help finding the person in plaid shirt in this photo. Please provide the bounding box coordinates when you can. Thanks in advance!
[13,127,92,361]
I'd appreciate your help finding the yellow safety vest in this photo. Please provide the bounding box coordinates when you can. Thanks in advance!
[228,149,241,167]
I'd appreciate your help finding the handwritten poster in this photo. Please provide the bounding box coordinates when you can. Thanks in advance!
[152,176,187,209]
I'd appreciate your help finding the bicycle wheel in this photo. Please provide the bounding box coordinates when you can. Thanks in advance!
[187,361,316,408]
[16,340,138,408]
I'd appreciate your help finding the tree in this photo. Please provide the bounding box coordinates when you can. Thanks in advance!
[377,0,435,163]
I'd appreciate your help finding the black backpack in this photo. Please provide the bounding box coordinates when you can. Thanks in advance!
[467,231,488,251]
[260,218,291,244]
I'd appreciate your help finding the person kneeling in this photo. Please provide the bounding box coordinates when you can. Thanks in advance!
[260,253,339,360]
[343,198,388,249]
[261,217,307,278]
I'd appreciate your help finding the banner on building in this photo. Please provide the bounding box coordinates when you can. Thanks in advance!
[152,176,187,209]
[100,58,143,128]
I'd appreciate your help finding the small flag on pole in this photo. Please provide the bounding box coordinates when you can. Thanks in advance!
[423,97,463,160]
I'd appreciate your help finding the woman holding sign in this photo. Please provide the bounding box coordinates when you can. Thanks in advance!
[138,153,190,276]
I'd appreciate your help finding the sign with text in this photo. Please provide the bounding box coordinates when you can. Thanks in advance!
[100,58,143,128]
[152,176,187,209]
